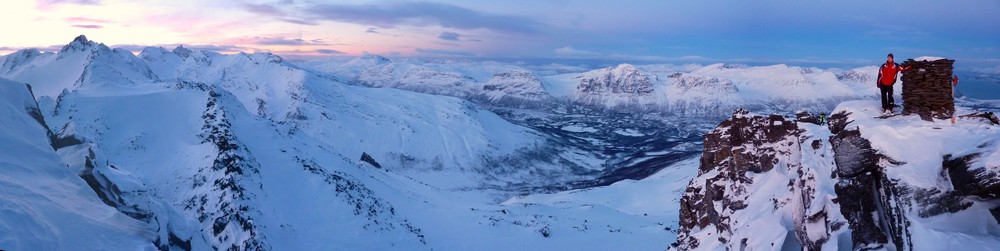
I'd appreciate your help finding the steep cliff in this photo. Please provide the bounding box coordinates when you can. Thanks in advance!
[674,101,1000,250]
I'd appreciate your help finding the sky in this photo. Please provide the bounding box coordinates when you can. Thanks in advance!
[2,0,999,70]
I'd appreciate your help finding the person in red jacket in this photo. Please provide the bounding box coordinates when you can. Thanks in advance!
[876,53,910,114]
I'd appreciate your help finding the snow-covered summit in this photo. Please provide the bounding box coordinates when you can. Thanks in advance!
[575,64,655,96]
[59,35,107,54]
[913,56,947,62]
[475,69,554,108]
[569,64,663,110]
[674,100,1000,250]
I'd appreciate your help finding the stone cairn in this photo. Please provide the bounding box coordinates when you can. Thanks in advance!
[901,58,955,120]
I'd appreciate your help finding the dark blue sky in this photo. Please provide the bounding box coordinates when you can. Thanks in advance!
[5,0,999,71]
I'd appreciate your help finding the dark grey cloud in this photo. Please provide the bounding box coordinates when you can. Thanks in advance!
[315,49,345,55]
[296,2,541,33]
[222,36,332,46]
[71,24,103,29]
[281,18,318,25]
[438,32,460,41]
[415,48,474,56]
[244,4,316,25]
[244,3,284,15]
[248,36,329,46]
[366,27,380,34]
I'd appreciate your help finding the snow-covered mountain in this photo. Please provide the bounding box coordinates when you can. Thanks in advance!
[569,64,662,110]
[4,35,998,251]
[0,36,703,250]
[0,35,158,99]
[473,70,555,108]
[300,54,889,116]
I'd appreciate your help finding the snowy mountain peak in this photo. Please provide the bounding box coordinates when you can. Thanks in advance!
[476,70,553,107]
[172,45,193,58]
[355,53,392,65]
[241,52,283,64]
[138,46,169,59]
[59,34,108,54]
[0,48,42,74]
[575,63,654,95]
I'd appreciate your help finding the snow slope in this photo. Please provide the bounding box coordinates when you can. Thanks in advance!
[0,79,154,250]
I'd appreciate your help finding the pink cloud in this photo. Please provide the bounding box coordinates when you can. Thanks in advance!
[37,0,101,10]
[66,17,114,23]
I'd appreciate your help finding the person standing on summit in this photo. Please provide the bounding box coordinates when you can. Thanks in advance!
[876,53,910,114]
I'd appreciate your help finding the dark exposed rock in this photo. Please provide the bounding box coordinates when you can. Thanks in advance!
[833,170,888,246]
[991,207,1000,224]
[944,153,1000,199]
[826,111,851,135]
[796,111,820,125]
[958,112,1000,125]
[829,112,915,250]
[829,129,878,178]
[360,152,382,168]
[187,89,270,250]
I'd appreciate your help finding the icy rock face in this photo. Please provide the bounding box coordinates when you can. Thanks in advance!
[826,113,900,248]
[475,70,554,108]
[187,88,269,250]
[825,106,1000,250]
[0,80,154,250]
[675,109,844,250]
[676,105,1000,250]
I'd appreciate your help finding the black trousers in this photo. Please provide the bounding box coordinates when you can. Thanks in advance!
[879,84,894,110]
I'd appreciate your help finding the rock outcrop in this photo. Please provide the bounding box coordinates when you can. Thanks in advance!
[675,109,848,250]
[674,101,1000,250]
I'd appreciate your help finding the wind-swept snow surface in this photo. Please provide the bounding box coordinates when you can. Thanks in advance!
[0,79,154,250]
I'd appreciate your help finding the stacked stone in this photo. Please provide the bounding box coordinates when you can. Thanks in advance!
[901,58,955,119]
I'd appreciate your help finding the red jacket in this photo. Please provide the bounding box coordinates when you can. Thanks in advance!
[877,62,910,86]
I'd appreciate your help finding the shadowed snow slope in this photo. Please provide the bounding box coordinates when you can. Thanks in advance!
[0,79,154,250]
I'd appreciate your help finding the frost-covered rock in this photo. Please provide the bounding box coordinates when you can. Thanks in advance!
[675,101,1000,250]
[675,109,846,250]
